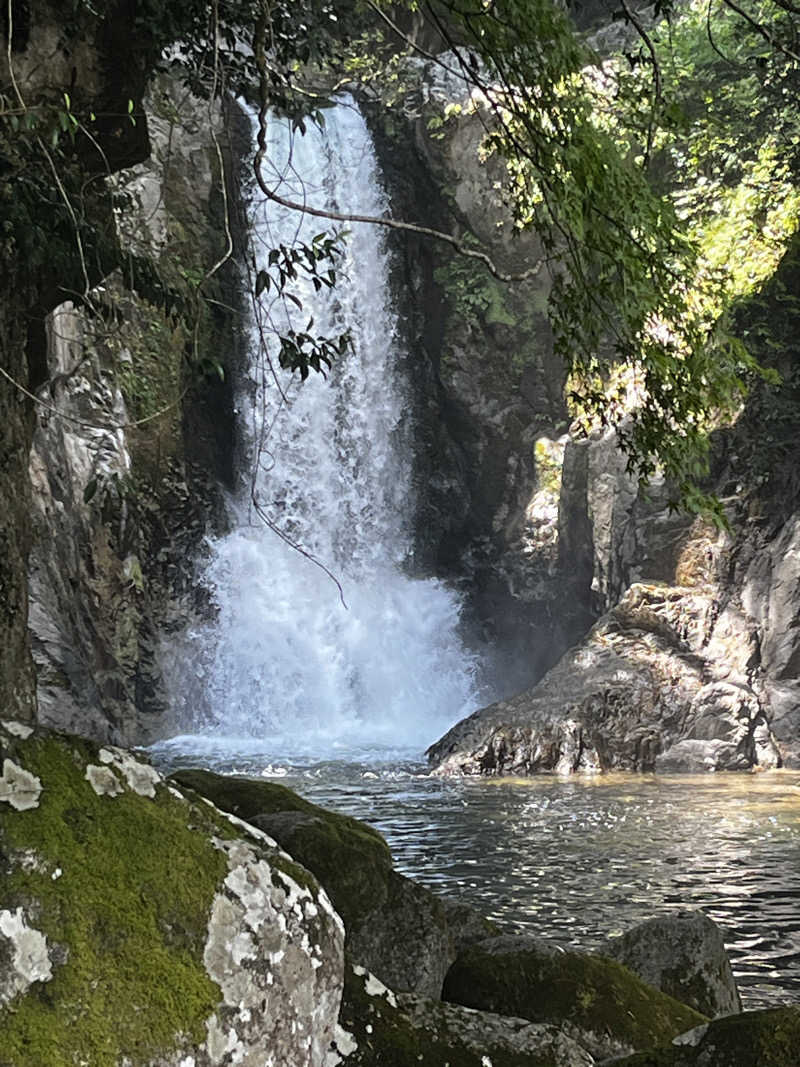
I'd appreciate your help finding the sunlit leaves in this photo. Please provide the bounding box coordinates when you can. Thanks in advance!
[439,0,796,506]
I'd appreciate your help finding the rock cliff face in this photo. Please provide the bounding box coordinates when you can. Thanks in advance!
[428,235,800,775]
[0,0,156,723]
[1,4,239,740]
[17,79,239,745]
[367,57,584,694]
[0,303,37,723]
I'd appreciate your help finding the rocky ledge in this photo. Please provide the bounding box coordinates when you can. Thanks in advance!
[428,582,791,776]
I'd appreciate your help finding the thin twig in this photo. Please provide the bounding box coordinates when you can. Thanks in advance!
[250,2,540,285]
[619,0,662,167]
[722,0,800,61]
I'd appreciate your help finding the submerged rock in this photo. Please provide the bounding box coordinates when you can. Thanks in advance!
[441,935,706,1061]
[171,768,495,997]
[0,726,343,1066]
[606,1005,800,1065]
[330,961,595,1066]
[605,910,741,1019]
[428,583,781,775]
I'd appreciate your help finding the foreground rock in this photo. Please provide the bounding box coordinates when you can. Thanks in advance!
[428,583,782,775]
[607,1006,800,1065]
[171,769,495,997]
[330,961,594,1066]
[0,725,343,1066]
[606,911,741,1019]
[442,935,706,1061]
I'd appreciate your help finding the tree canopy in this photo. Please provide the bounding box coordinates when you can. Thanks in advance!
[2,0,799,514]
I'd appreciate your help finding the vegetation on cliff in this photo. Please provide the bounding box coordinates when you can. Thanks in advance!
[1,0,799,509]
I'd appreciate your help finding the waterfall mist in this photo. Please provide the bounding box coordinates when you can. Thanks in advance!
[158,100,482,763]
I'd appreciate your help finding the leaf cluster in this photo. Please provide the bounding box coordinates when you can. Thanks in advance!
[253,229,352,380]
[415,0,795,510]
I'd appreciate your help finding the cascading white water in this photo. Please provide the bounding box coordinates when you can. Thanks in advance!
[161,100,480,762]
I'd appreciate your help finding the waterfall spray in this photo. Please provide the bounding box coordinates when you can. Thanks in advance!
[162,100,479,762]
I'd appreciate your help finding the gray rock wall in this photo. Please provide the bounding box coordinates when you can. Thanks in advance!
[0,0,157,723]
[26,82,240,745]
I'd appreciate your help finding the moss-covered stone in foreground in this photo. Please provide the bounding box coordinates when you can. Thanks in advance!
[0,734,234,1066]
[170,768,393,930]
[442,936,706,1058]
[170,768,492,998]
[0,731,346,1067]
[609,1006,800,1066]
[334,961,594,1066]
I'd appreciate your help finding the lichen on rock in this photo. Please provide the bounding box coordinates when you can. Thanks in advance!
[171,768,495,997]
[0,727,344,1066]
[0,907,53,1006]
[0,757,42,811]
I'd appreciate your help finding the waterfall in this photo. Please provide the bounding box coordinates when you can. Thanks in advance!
[162,100,480,762]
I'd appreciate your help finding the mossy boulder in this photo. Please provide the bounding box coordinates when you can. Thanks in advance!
[605,910,741,1018]
[171,768,496,997]
[330,961,595,1066]
[607,1006,800,1065]
[442,935,707,1061]
[169,768,393,930]
[0,725,343,1066]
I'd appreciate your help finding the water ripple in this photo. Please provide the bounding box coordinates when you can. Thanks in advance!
[154,742,800,1011]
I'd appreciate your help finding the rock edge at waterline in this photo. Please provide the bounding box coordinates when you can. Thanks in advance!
[428,583,784,776]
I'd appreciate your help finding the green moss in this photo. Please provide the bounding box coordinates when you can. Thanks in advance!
[170,769,393,929]
[0,736,233,1067]
[434,257,517,328]
[442,941,706,1053]
[612,1006,800,1066]
[114,302,184,424]
[339,962,572,1067]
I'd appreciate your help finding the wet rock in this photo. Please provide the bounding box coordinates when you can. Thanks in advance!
[441,935,706,1061]
[605,911,741,1019]
[0,728,343,1066]
[605,1005,800,1065]
[27,78,237,749]
[171,768,496,997]
[330,961,595,1066]
[428,583,781,776]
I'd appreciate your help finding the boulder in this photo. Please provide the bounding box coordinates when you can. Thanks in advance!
[171,769,495,997]
[428,583,781,775]
[605,911,741,1018]
[0,724,343,1067]
[606,1005,800,1065]
[441,935,706,1061]
[329,961,595,1066]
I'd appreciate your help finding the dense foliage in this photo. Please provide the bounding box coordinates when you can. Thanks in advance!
[382,0,798,513]
[2,0,799,511]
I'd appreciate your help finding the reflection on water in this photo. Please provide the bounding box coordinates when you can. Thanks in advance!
[153,741,800,1011]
